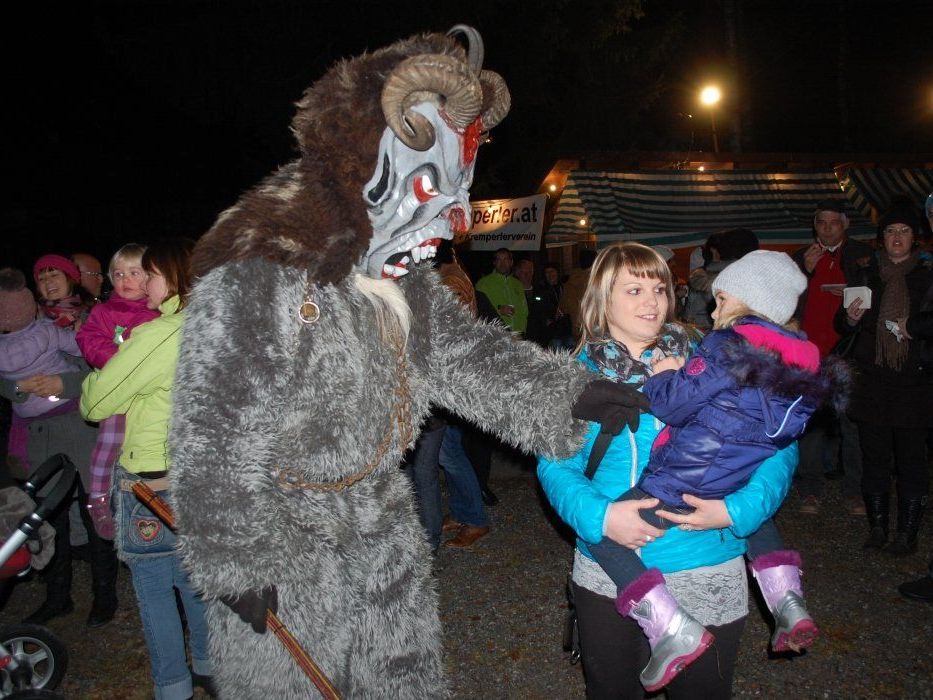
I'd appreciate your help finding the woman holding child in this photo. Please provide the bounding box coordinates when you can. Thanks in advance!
[538,243,808,698]
[81,239,214,700]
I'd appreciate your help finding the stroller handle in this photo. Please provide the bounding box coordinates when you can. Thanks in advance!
[24,454,78,519]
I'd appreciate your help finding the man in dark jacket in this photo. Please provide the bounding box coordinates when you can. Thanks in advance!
[792,199,874,515]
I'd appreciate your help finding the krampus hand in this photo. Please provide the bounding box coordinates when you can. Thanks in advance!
[221,586,279,634]
[572,379,650,435]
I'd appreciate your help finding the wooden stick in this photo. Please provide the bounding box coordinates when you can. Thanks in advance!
[131,481,342,699]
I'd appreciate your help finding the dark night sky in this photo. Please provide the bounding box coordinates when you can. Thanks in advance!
[4,0,932,270]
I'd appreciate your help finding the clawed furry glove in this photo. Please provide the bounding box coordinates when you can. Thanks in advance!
[221,585,279,634]
[86,494,115,540]
[572,379,651,435]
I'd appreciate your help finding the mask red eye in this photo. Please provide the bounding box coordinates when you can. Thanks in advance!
[413,174,439,203]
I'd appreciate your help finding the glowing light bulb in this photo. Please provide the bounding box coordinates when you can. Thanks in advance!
[700,86,721,106]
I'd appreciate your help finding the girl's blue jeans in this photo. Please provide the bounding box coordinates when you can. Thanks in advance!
[128,553,212,700]
[113,467,212,700]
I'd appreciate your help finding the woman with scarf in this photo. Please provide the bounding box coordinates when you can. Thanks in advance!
[33,254,94,330]
[2,254,115,627]
[837,204,933,556]
[538,243,797,698]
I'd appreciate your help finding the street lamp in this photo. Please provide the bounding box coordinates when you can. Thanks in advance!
[699,85,722,153]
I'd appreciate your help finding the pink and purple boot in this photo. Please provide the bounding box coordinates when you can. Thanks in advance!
[617,568,715,692]
[750,550,819,653]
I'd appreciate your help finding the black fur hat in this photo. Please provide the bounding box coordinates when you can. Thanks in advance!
[878,203,921,240]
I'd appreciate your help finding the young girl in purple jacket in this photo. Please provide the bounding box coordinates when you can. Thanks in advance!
[76,244,158,542]
[588,250,847,691]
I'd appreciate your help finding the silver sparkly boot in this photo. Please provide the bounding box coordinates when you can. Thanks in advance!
[751,550,819,652]
[617,568,714,692]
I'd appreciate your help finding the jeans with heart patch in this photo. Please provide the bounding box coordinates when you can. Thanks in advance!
[113,466,212,700]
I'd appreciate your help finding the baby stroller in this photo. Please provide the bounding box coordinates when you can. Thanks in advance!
[0,454,75,699]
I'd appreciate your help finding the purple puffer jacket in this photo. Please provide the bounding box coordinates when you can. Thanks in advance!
[0,319,83,417]
[640,317,848,509]
[76,295,159,369]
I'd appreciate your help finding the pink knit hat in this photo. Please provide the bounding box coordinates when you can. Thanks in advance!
[33,254,81,284]
[0,268,37,332]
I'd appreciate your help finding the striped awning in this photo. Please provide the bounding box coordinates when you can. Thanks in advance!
[547,168,933,249]
[839,167,933,219]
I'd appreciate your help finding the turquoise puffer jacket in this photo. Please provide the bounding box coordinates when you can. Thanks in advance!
[537,403,798,574]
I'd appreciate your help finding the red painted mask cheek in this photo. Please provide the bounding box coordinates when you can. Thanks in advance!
[461,117,482,167]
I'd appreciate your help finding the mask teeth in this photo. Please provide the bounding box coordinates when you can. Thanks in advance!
[382,263,409,279]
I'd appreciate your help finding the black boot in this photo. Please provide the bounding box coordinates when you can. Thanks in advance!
[193,672,219,698]
[886,496,926,557]
[862,492,889,549]
[899,574,933,602]
[24,597,75,624]
[24,502,75,624]
[87,588,118,628]
[83,501,119,628]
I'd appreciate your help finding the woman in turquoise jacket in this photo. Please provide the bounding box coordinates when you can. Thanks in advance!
[538,243,796,699]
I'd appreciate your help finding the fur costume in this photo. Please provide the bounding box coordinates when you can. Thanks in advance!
[170,27,593,697]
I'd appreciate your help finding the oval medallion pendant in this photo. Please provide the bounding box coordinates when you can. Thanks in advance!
[298,300,320,324]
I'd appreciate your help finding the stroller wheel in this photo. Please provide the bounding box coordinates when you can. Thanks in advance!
[0,624,67,698]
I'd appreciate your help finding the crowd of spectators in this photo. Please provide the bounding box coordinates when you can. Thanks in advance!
[2,194,933,698]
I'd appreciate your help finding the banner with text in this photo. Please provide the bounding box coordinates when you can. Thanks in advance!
[467,194,546,251]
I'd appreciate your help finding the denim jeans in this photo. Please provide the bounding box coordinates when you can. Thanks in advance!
[129,554,212,700]
[440,425,488,528]
[113,468,212,699]
[406,423,446,552]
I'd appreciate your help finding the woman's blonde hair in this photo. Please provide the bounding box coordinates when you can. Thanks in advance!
[575,242,675,353]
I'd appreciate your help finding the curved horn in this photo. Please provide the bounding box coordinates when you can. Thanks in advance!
[382,54,482,151]
[446,24,484,74]
[478,70,511,130]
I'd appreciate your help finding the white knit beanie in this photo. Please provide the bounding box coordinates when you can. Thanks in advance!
[711,250,806,325]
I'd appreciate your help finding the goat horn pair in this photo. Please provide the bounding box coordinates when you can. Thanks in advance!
[382,26,510,151]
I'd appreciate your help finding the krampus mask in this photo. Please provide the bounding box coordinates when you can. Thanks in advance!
[191,25,509,283]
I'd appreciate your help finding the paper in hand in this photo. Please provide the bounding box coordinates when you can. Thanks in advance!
[843,286,872,310]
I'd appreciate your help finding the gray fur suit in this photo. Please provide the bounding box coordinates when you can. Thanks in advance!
[171,262,589,697]
[169,27,593,699]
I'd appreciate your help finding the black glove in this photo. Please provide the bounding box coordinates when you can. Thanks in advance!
[221,585,278,634]
[572,379,651,435]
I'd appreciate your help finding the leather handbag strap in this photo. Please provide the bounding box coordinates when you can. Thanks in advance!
[584,431,614,480]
